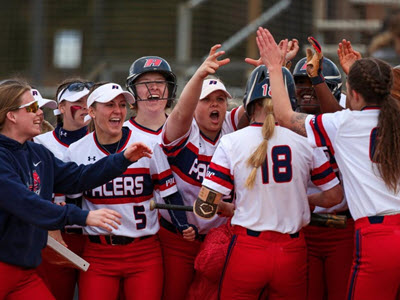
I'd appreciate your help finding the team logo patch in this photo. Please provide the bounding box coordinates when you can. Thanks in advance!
[144,59,162,68]
[32,90,38,96]
[88,156,96,161]
[29,170,41,195]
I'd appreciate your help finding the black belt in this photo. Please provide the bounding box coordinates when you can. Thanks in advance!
[88,235,152,246]
[246,228,300,239]
[336,209,352,219]
[160,217,206,242]
[63,227,83,235]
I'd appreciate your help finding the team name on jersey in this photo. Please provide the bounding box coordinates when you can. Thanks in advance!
[169,145,212,186]
[188,158,209,181]
[84,168,153,204]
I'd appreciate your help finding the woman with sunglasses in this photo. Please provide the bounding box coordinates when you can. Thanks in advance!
[66,82,182,300]
[34,79,94,300]
[257,27,400,300]
[0,79,152,300]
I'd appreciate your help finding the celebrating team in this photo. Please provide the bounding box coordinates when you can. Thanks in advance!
[0,27,399,300]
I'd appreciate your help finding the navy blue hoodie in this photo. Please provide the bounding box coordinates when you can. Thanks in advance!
[0,134,132,268]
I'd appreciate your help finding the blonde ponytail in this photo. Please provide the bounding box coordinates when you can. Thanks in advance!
[245,99,275,189]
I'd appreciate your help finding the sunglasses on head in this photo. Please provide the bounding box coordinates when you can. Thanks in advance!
[58,82,94,102]
[17,100,39,113]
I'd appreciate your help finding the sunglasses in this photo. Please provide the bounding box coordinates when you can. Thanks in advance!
[58,82,94,102]
[17,100,40,113]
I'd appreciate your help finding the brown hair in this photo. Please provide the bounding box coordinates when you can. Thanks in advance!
[0,79,31,131]
[348,58,400,192]
[86,82,109,132]
[245,98,275,189]
[392,67,400,102]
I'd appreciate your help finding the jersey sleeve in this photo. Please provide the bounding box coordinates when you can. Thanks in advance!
[201,138,234,195]
[310,147,339,191]
[150,144,178,198]
[161,119,193,158]
[225,106,242,132]
[305,113,339,155]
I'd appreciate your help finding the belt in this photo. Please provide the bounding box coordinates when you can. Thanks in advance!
[63,228,83,235]
[88,235,152,246]
[246,228,300,239]
[336,209,352,219]
[160,217,206,242]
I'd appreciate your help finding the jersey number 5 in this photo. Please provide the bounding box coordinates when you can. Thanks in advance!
[133,205,147,230]
[261,145,292,183]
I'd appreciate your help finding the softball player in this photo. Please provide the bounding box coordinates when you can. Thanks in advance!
[125,56,177,138]
[66,82,181,300]
[197,65,342,299]
[258,27,400,300]
[0,79,152,300]
[34,79,92,300]
[159,44,245,300]
[292,56,355,300]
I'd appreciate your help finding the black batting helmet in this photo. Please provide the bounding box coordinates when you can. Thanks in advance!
[293,57,342,101]
[243,65,297,112]
[126,56,177,107]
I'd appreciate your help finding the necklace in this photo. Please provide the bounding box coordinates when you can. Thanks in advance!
[98,137,121,155]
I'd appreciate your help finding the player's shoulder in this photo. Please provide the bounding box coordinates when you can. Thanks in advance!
[34,130,55,144]
[68,131,95,151]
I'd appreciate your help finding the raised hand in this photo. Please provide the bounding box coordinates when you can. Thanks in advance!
[123,142,152,162]
[286,38,300,61]
[194,44,230,79]
[246,38,298,69]
[337,39,362,75]
[256,27,287,70]
[244,57,263,68]
[86,208,122,232]
[305,36,325,85]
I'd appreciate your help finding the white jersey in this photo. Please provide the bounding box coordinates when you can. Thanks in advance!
[65,129,178,237]
[123,117,163,144]
[34,130,68,160]
[34,130,71,203]
[339,93,347,108]
[305,107,400,220]
[309,146,348,214]
[202,124,339,234]
[161,107,241,234]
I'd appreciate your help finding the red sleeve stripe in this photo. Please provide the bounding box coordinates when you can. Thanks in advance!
[152,170,176,191]
[205,162,234,190]
[309,115,335,155]
[162,136,189,157]
[230,107,239,131]
[311,161,337,186]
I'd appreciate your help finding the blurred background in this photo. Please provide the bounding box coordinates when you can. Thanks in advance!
[1,0,400,114]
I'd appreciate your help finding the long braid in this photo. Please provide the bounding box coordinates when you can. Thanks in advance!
[245,98,275,189]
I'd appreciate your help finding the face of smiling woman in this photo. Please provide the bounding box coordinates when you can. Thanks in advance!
[89,95,127,144]
[10,91,43,143]
[194,90,228,140]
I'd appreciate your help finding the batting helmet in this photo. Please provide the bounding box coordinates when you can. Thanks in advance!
[243,65,297,112]
[126,56,177,107]
[293,57,342,101]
